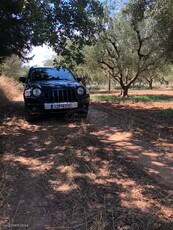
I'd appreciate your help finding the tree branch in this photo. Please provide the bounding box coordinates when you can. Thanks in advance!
[106,37,120,58]
[99,60,114,71]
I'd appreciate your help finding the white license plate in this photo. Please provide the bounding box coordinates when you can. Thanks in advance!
[44,102,78,110]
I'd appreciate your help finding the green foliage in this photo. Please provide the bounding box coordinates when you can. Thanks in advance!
[128,0,173,61]
[93,0,171,96]
[43,56,56,67]
[20,65,30,78]
[53,45,108,86]
[0,55,23,79]
[162,108,173,119]
[0,0,103,63]
[163,65,173,83]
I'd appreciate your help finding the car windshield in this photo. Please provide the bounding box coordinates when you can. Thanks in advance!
[30,68,75,81]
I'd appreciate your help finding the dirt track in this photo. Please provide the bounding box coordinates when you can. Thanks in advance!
[0,90,173,229]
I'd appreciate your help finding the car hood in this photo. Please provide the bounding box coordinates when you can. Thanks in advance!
[29,80,82,88]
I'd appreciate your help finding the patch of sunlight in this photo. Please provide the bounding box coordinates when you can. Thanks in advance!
[95,178,120,186]
[107,132,132,142]
[58,166,76,178]
[31,136,39,141]
[87,146,101,152]
[142,152,160,157]
[120,180,151,211]
[151,161,166,167]
[68,123,78,128]
[49,180,78,192]
[4,155,53,174]
[4,118,40,131]
[91,130,132,145]
[49,166,79,192]
[119,178,173,219]
[147,168,160,174]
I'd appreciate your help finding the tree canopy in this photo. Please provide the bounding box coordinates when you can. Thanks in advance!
[84,0,173,96]
[0,0,103,63]
[0,55,23,79]
[128,0,173,61]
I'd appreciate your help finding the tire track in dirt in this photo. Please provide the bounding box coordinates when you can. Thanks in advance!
[91,102,173,189]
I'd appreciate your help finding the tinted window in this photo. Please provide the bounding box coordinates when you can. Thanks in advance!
[30,68,75,81]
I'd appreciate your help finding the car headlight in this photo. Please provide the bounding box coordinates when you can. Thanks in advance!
[24,89,32,97]
[33,88,42,97]
[77,87,84,95]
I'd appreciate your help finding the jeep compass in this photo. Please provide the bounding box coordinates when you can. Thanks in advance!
[19,66,90,121]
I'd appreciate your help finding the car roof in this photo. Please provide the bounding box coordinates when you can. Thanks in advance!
[29,66,72,71]
[30,66,56,69]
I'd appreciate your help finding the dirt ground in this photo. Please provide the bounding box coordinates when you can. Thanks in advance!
[0,85,173,230]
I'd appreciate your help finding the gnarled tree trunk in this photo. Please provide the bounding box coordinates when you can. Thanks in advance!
[148,79,153,89]
[119,86,129,97]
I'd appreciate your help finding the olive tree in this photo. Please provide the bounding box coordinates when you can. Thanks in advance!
[93,1,168,96]
[0,55,23,79]
[53,45,107,87]
[135,0,173,61]
[140,60,171,89]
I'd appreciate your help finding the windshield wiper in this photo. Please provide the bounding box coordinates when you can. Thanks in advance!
[47,76,71,81]
[58,78,70,80]
[49,76,57,80]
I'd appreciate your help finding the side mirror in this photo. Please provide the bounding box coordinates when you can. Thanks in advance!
[19,77,27,83]
[76,76,82,82]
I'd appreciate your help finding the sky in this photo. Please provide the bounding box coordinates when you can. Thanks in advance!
[27,44,56,67]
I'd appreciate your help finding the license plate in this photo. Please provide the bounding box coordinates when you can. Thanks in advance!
[44,102,78,110]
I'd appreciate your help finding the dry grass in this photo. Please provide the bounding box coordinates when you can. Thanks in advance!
[0,161,12,226]
[0,75,20,100]
[0,75,21,119]
[0,76,22,226]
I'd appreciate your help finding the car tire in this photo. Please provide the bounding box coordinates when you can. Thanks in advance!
[82,111,88,118]
[25,107,35,122]
[78,110,88,119]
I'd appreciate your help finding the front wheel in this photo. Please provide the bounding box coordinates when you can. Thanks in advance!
[25,107,35,122]
[77,109,88,119]
[80,111,88,118]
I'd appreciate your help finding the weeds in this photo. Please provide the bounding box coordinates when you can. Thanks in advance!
[91,94,172,102]
[162,108,173,119]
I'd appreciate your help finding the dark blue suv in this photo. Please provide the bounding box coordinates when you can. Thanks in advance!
[19,66,90,121]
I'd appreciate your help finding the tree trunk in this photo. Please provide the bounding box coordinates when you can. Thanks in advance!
[122,87,129,97]
[148,79,153,89]
[119,74,131,97]
[108,74,111,91]
[119,86,129,97]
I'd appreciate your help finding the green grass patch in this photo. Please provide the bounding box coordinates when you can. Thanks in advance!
[162,108,173,119]
[91,94,172,102]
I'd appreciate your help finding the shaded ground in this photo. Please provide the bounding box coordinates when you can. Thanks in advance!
[0,86,173,230]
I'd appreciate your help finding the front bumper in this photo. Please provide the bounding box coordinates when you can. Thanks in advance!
[24,96,90,115]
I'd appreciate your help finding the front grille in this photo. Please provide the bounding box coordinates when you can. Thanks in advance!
[44,89,76,102]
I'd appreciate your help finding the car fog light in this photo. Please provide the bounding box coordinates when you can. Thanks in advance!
[32,107,37,112]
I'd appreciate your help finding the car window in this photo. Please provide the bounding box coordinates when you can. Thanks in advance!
[30,68,75,81]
